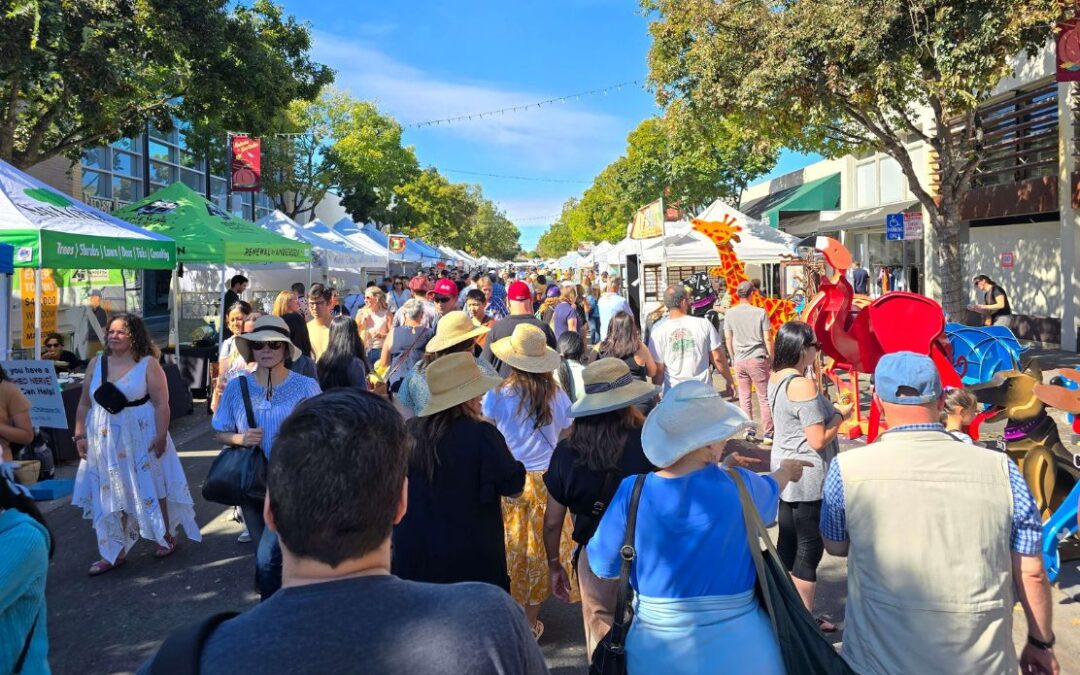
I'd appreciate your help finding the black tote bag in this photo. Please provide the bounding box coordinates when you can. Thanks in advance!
[202,377,267,506]
[728,468,857,675]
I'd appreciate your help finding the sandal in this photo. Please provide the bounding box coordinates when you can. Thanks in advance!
[817,616,838,633]
[532,620,545,641]
[154,534,176,559]
[88,557,125,576]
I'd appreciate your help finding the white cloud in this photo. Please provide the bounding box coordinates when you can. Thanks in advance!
[310,31,627,169]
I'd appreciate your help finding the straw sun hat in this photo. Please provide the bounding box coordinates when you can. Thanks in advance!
[419,351,504,417]
[570,358,657,418]
[234,315,301,362]
[490,323,561,373]
[641,380,752,468]
[425,310,490,353]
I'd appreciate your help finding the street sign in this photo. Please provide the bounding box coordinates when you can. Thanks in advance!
[903,212,924,240]
[1001,252,1015,269]
[886,213,905,241]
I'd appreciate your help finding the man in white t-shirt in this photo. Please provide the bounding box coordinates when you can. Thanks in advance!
[649,285,735,396]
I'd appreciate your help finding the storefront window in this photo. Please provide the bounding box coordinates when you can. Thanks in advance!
[82,170,107,197]
[111,151,138,177]
[180,168,204,192]
[112,176,140,203]
[149,161,176,185]
[856,163,876,208]
[81,147,106,170]
[880,158,906,204]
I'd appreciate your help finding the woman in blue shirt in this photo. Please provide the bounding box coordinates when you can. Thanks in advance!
[587,380,810,674]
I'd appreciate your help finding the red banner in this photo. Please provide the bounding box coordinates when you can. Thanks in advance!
[230,135,261,192]
[1058,19,1080,81]
[388,235,407,253]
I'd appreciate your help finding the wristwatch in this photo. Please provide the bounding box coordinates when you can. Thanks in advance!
[1028,633,1055,650]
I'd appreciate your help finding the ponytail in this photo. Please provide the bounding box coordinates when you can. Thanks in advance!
[557,356,576,401]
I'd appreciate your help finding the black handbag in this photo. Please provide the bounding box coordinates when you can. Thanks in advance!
[589,474,646,675]
[93,355,150,414]
[728,468,857,675]
[202,377,267,506]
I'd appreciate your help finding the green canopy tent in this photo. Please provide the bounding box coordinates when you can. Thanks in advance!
[114,182,311,349]
[0,158,176,358]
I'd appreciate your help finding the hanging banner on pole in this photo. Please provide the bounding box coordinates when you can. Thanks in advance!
[1058,18,1080,81]
[388,235,407,254]
[229,135,262,192]
[628,199,664,240]
[19,268,56,349]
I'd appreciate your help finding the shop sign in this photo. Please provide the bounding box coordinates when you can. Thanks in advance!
[229,135,261,192]
[885,213,905,241]
[1057,18,1080,82]
[1,360,66,428]
[903,212,924,240]
[1001,252,1015,269]
[19,268,57,349]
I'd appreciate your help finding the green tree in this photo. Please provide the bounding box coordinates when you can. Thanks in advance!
[393,168,477,248]
[333,103,420,226]
[644,0,1070,315]
[468,198,521,261]
[0,0,332,168]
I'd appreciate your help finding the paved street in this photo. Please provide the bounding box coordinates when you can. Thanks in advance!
[38,397,1080,675]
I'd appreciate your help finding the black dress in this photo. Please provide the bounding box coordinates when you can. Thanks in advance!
[543,428,655,545]
[392,418,526,590]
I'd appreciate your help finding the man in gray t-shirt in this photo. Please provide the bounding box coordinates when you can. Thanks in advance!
[724,281,774,443]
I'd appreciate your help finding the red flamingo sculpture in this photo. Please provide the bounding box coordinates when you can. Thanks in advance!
[801,236,962,441]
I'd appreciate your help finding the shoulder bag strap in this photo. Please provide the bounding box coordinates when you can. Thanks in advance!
[727,467,778,634]
[13,610,39,674]
[386,329,425,381]
[238,376,256,429]
[576,469,622,550]
[609,474,647,652]
[100,353,108,381]
[147,611,239,675]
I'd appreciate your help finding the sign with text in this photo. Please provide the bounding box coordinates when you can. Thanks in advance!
[1001,251,1015,269]
[903,212,924,240]
[229,135,261,192]
[1,360,67,428]
[19,268,57,349]
[885,213,905,241]
[629,198,664,240]
[1058,19,1080,82]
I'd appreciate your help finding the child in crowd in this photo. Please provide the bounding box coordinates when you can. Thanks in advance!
[942,388,978,444]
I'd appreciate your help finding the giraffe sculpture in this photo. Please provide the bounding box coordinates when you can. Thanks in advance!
[691,216,796,330]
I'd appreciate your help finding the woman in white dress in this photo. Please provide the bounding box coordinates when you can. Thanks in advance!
[72,313,200,575]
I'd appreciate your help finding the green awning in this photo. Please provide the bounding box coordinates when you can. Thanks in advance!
[761,173,841,228]
[114,182,311,264]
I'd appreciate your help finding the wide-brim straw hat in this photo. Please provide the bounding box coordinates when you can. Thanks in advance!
[490,323,561,373]
[234,315,302,362]
[420,351,504,416]
[425,310,490,353]
[571,358,658,418]
[641,380,752,468]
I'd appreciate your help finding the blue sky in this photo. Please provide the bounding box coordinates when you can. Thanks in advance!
[277,0,817,251]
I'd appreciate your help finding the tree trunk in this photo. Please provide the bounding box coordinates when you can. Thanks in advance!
[931,196,965,320]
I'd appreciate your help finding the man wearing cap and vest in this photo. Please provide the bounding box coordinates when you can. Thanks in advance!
[820,352,1056,675]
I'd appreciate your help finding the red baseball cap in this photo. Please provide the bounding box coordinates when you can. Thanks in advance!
[409,276,431,293]
[507,280,532,302]
[433,278,458,298]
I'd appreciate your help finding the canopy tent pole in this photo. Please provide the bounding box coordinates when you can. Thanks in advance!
[171,264,180,361]
[308,260,312,288]
[33,268,42,359]
[218,264,227,349]
[0,272,10,360]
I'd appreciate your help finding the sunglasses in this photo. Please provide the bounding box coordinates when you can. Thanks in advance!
[251,341,285,351]
[45,342,61,348]
[433,295,453,303]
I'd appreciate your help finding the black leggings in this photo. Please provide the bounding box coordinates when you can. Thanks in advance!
[777,499,824,582]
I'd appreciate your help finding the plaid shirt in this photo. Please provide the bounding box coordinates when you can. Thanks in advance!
[819,423,1042,555]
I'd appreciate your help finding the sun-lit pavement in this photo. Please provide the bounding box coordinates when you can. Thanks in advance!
[39,389,1080,674]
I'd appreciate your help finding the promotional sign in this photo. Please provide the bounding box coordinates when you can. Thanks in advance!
[1001,252,1016,269]
[1,360,67,428]
[1058,19,1080,82]
[388,235,407,254]
[229,135,262,192]
[19,268,57,349]
[885,213,905,241]
[628,198,664,240]
[903,212,924,240]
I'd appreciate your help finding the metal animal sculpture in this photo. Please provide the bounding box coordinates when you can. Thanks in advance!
[968,364,1080,521]
[682,271,723,333]
[945,324,1024,387]
[691,216,796,330]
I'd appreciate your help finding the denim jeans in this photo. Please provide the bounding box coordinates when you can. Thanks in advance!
[241,499,282,600]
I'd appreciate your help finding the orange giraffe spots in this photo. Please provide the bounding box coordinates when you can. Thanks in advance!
[691,217,796,330]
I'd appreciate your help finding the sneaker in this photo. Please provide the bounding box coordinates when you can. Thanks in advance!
[762,434,774,447]
[237,530,252,543]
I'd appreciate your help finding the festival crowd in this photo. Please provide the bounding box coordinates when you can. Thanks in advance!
[0,266,1061,675]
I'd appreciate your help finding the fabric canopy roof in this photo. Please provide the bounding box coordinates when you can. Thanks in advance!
[304,219,387,266]
[640,203,798,265]
[115,182,309,264]
[0,158,175,269]
[333,220,424,263]
[742,173,841,228]
[411,238,445,261]
[256,211,380,269]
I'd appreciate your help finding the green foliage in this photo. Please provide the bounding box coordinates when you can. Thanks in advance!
[0,0,332,168]
[643,0,1072,313]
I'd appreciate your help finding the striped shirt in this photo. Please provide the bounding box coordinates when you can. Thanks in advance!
[212,371,322,457]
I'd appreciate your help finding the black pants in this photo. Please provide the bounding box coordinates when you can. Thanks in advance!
[777,499,824,582]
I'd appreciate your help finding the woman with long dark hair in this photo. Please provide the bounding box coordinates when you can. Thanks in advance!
[543,358,657,656]
[597,311,658,383]
[482,323,579,639]
[72,313,200,575]
[316,316,369,391]
[0,462,52,674]
[554,331,587,403]
[767,320,852,632]
[393,353,524,589]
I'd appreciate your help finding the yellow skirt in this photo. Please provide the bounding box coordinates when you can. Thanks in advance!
[503,471,581,607]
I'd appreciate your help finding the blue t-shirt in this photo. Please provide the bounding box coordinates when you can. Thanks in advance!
[587,464,779,598]
[552,302,577,339]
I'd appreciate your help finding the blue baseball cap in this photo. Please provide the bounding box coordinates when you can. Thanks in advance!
[874,352,943,405]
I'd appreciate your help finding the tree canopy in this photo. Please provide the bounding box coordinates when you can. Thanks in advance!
[644,0,1071,314]
[0,0,332,169]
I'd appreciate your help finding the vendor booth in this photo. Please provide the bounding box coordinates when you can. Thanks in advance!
[304,218,387,278]
[256,210,382,292]
[332,219,425,276]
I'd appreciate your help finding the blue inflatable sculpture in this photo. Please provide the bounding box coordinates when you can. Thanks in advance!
[944,323,1023,386]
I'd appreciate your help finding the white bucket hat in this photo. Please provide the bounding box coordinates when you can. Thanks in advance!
[570,358,657,418]
[234,315,302,362]
[641,380,752,468]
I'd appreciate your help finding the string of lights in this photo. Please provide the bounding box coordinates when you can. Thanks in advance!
[403,80,642,129]
[442,168,589,184]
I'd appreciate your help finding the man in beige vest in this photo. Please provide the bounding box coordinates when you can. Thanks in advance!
[820,352,1057,675]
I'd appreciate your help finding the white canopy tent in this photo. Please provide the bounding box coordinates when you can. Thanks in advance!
[303,219,387,266]
[255,211,377,291]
